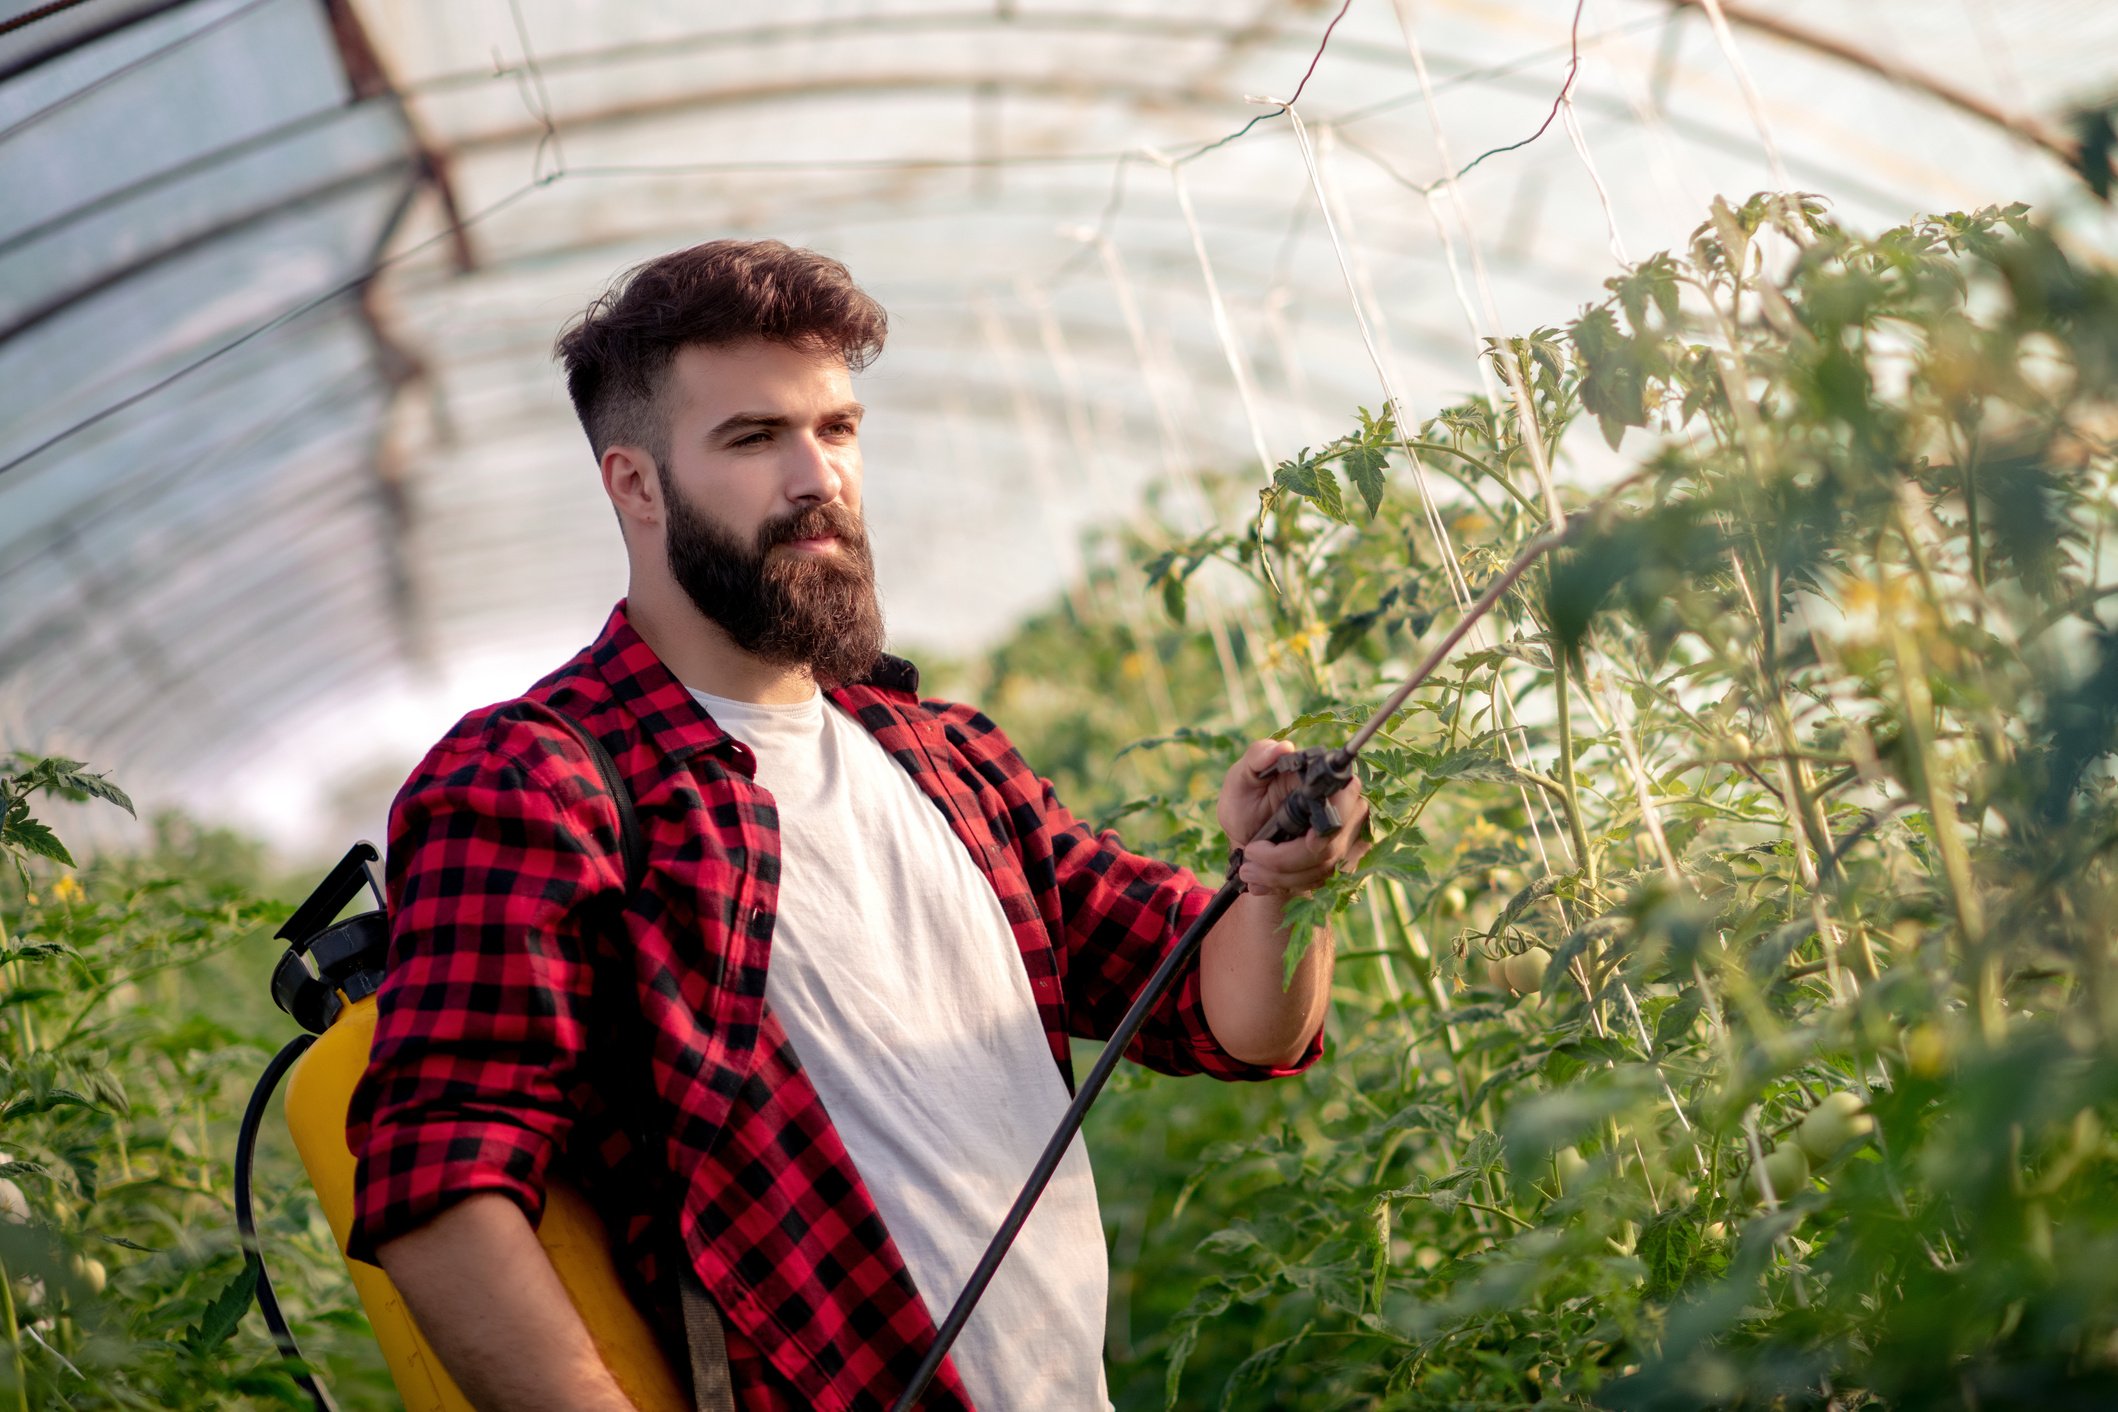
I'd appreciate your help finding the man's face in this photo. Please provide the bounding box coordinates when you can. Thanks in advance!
[653,339,885,686]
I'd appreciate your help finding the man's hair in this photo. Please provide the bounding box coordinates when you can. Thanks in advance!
[553,239,887,466]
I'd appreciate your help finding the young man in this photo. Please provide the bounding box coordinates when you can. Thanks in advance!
[346,241,1364,1411]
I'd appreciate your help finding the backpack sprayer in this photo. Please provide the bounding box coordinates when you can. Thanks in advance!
[238,520,1571,1410]
[236,711,700,1411]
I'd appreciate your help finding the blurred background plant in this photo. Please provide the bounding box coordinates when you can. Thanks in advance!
[0,760,391,1408]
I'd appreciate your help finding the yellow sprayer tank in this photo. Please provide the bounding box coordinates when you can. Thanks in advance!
[279,983,689,1409]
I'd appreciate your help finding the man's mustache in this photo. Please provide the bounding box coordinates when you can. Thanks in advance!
[758,503,866,554]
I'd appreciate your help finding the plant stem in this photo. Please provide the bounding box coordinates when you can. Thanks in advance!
[1887,610,1995,1038]
[1552,648,1596,887]
[1452,1198,1532,1230]
[1381,883,1465,1076]
[1962,425,1987,597]
[0,1255,27,1412]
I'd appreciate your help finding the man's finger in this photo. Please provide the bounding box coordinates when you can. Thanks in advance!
[1239,859,1336,894]
[1240,835,1333,868]
[1243,737,1296,776]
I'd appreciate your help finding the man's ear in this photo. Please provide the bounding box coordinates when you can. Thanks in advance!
[602,444,660,529]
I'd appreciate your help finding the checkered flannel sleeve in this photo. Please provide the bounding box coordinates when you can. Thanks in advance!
[1037,774,1323,1080]
[938,703,1323,1081]
[344,714,621,1263]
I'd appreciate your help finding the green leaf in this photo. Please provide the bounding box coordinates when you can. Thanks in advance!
[2071,100,2115,202]
[1162,1281,1238,1411]
[1340,444,1387,519]
[2,816,73,867]
[1571,304,1651,450]
[1639,1207,1701,1299]
[1357,829,1429,884]
[1273,450,1349,524]
[1502,1076,1651,1174]
[1427,746,1540,791]
[1218,1321,1314,1409]
[39,765,135,818]
[188,1260,259,1350]
[1323,609,1381,663]
[1196,1224,1265,1257]
[1653,990,1705,1052]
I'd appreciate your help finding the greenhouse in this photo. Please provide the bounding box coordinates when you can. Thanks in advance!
[2,0,2116,1407]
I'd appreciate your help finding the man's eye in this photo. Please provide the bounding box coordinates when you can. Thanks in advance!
[734,432,769,446]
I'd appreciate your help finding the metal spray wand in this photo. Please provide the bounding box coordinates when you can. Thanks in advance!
[892,519,1577,1408]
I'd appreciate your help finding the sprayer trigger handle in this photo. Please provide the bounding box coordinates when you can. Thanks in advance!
[1255,745,1357,846]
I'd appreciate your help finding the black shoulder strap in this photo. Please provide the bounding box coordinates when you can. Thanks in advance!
[513,700,732,1412]
[519,701,644,892]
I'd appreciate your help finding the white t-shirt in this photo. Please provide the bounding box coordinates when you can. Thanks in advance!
[689,685,1110,1411]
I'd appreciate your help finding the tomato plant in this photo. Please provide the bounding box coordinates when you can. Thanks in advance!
[0,758,388,1409]
[979,197,2118,1409]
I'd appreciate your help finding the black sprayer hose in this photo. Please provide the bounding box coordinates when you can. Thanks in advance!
[235,1032,339,1412]
[892,874,1249,1409]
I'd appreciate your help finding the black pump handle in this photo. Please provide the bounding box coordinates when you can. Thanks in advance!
[275,841,384,949]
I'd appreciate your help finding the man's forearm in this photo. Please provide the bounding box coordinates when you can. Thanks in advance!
[376,1191,637,1412]
[1200,889,1332,1067]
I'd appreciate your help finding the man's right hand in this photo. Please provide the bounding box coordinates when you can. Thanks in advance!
[375,1192,639,1412]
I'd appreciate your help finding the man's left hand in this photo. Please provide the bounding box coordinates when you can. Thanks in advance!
[1216,739,1370,898]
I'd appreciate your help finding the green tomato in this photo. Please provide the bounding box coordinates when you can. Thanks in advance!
[69,1254,106,1295]
[1481,955,1510,991]
[1745,1144,1811,1204]
[1796,1091,1875,1162]
[1554,1145,1589,1194]
[1504,947,1551,997]
[1436,884,1468,918]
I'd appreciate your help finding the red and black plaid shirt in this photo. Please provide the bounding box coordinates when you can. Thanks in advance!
[346,600,1321,1409]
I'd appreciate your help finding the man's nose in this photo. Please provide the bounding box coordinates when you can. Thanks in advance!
[786,432,845,504]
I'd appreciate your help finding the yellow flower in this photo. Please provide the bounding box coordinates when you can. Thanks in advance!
[51,875,84,903]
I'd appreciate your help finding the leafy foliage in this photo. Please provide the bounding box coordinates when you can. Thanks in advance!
[0,767,388,1408]
[974,197,2118,1409]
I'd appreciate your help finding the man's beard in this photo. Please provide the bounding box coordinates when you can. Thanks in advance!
[660,467,887,688]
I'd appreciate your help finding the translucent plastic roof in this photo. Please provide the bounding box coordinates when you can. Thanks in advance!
[2,0,2113,854]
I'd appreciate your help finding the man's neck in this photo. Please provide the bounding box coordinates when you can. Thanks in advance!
[625,579,820,705]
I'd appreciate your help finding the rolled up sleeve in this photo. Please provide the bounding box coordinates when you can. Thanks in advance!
[1035,779,1324,1083]
[345,718,615,1264]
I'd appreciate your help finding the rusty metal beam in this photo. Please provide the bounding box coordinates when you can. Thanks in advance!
[1666,0,2077,167]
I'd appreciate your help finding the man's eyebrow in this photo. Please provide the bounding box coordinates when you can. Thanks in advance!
[707,404,866,440]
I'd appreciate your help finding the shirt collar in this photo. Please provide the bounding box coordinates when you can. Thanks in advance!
[582,600,920,764]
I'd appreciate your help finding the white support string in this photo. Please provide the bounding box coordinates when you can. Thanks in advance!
[1091,233,1289,723]
[1690,0,1795,190]
[1415,184,1507,416]
[1387,0,1566,533]
[1589,3,1719,222]
[1164,160,1279,493]
[1286,108,1473,610]
[1018,279,1182,727]
[1561,96,1630,266]
[973,295,1091,622]
[1382,0,1656,903]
